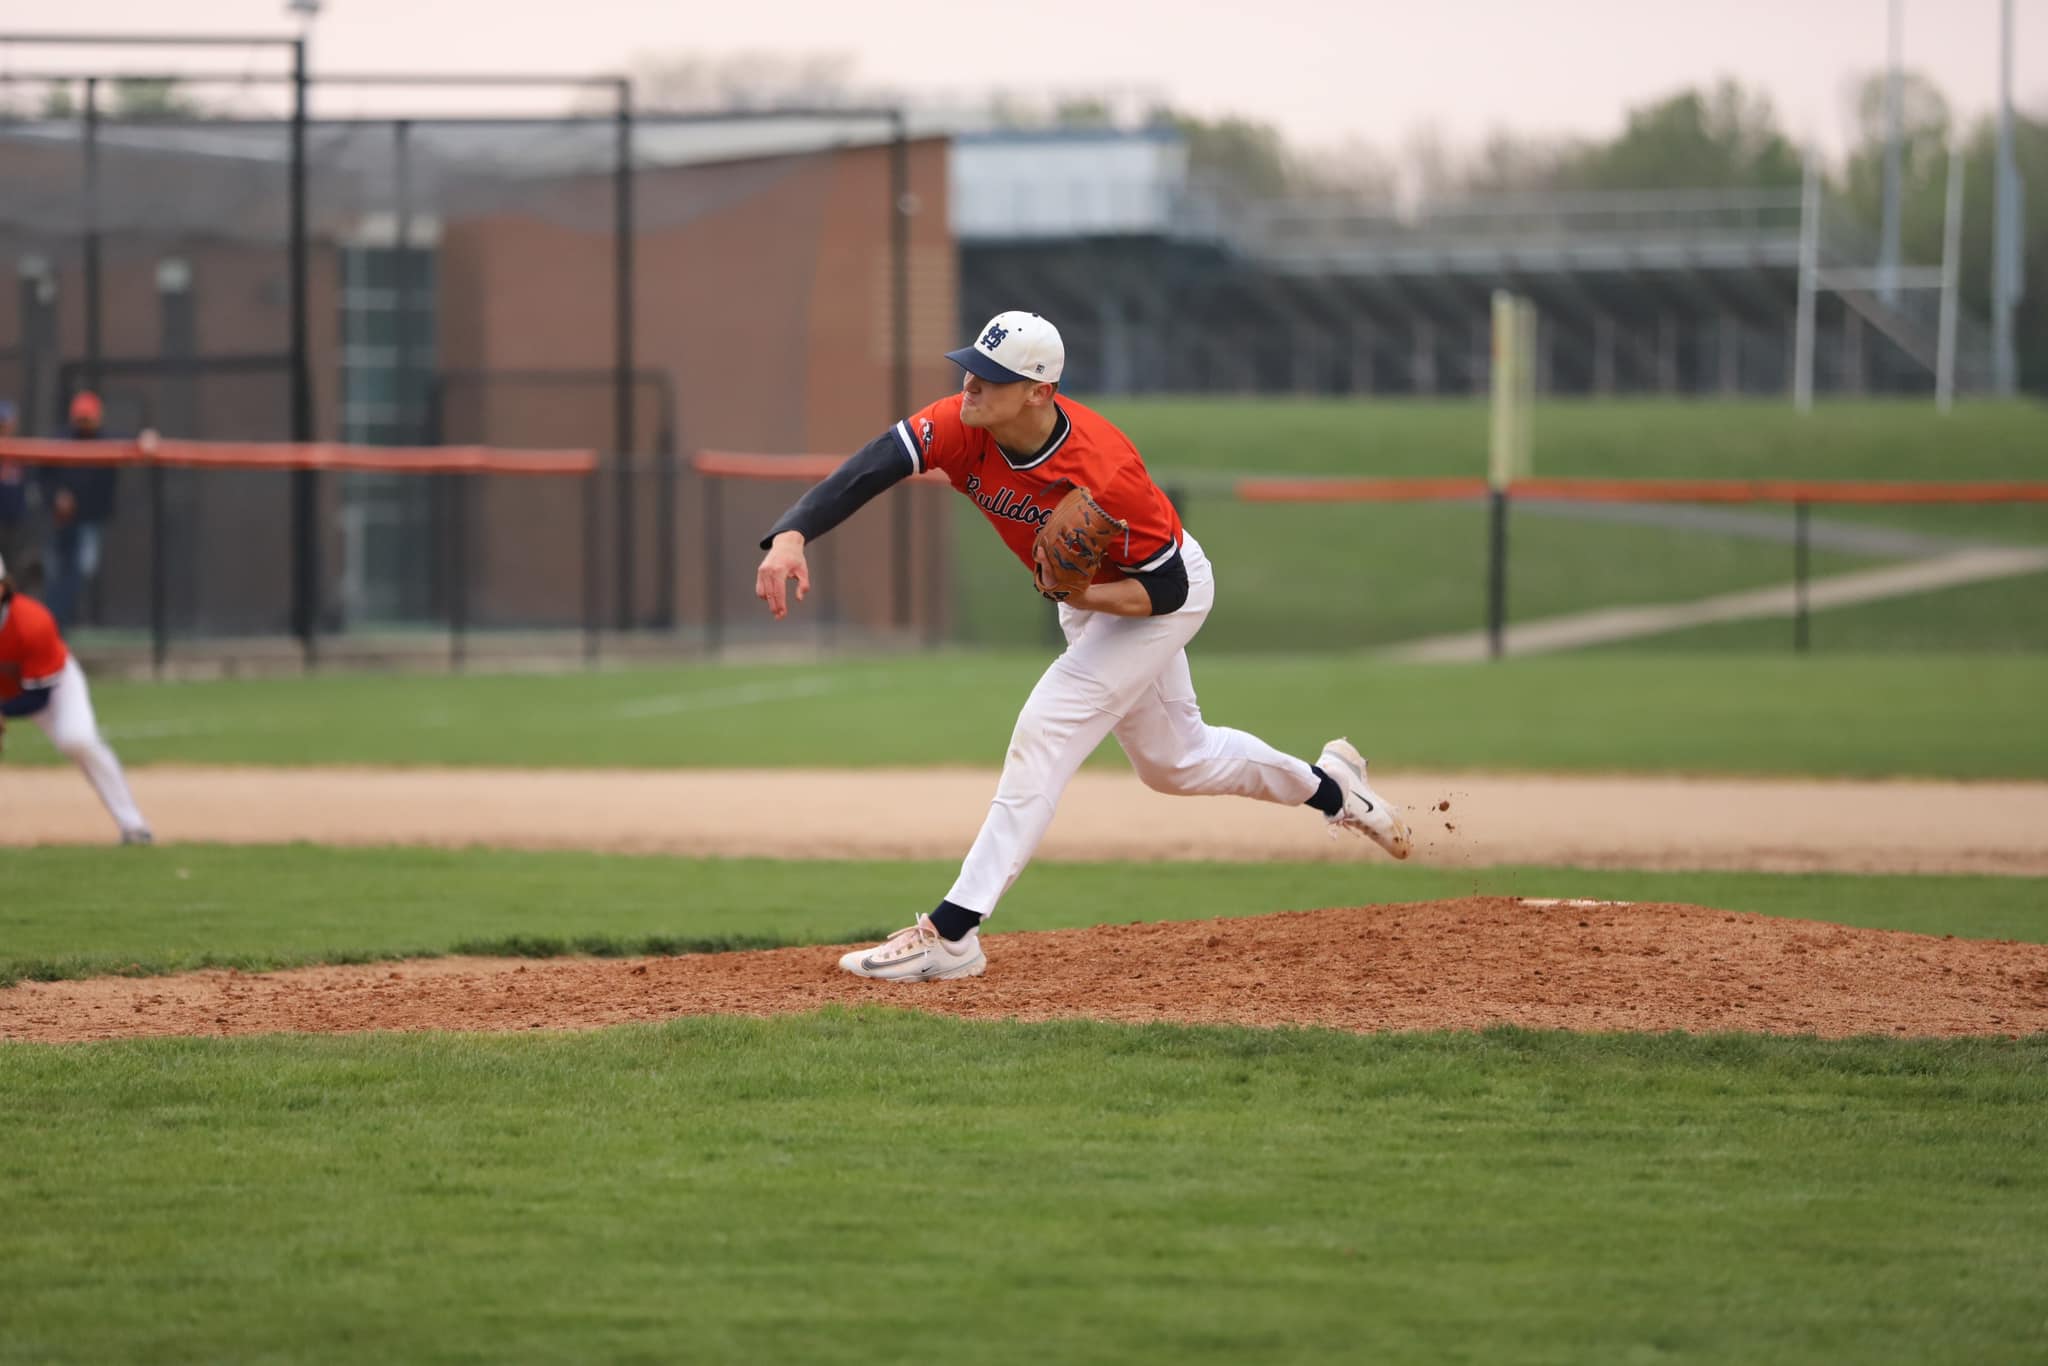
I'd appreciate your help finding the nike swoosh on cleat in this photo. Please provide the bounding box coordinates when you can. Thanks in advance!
[1350,789,1376,813]
[861,952,927,974]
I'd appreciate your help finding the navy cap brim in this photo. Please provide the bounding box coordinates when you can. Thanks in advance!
[945,346,1035,384]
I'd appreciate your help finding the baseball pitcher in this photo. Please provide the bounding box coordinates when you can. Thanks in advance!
[756,312,1408,981]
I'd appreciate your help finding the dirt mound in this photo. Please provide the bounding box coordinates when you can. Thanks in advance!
[7,899,2045,1044]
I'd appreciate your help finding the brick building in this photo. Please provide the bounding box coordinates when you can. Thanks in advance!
[0,116,958,643]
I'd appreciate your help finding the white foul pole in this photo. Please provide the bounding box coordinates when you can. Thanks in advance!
[1937,142,1964,413]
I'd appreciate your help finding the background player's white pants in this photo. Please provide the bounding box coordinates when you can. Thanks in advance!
[946,534,1318,916]
[29,657,148,836]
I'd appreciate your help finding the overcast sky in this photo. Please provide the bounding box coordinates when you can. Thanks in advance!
[8,0,2041,157]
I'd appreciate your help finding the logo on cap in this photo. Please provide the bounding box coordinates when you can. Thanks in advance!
[980,322,1010,352]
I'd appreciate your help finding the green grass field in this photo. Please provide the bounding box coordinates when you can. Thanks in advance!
[1092,396,2048,481]
[7,398,2044,1362]
[17,653,2048,778]
[4,1019,2043,1365]
[944,397,2048,651]
[954,496,1884,649]
[4,845,2044,986]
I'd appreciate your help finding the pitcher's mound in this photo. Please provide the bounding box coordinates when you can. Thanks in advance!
[6,898,2046,1043]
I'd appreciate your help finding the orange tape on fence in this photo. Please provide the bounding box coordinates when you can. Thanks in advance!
[693,450,950,483]
[1235,477,1490,502]
[0,436,598,476]
[1236,476,2048,506]
[0,437,136,465]
[1517,478,2048,505]
[155,441,601,475]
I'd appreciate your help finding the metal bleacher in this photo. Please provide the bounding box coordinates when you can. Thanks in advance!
[954,131,1994,399]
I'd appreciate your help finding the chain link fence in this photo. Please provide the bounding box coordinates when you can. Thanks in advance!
[1,52,944,672]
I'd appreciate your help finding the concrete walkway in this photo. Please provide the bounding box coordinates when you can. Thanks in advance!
[1386,546,2048,662]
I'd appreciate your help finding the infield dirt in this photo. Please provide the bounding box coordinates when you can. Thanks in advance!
[8,766,2048,875]
[7,899,2045,1044]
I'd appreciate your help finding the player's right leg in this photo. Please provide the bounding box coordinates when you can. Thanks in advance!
[1108,537,1410,859]
[33,658,151,843]
[1110,654,1410,859]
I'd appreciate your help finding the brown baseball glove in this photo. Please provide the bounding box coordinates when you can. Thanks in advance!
[1032,486,1127,602]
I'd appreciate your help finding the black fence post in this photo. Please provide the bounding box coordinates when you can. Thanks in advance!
[149,459,167,679]
[655,386,677,630]
[703,473,723,656]
[287,37,318,669]
[924,488,946,647]
[425,378,450,670]
[17,264,54,437]
[1486,487,1510,660]
[393,119,417,441]
[1794,499,1811,654]
[612,79,636,632]
[582,467,601,665]
[81,78,101,395]
[449,474,469,673]
[888,111,912,634]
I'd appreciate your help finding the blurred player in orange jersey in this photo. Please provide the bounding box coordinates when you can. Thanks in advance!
[0,550,152,844]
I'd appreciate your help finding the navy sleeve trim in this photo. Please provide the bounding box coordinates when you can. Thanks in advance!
[892,420,923,475]
[1113,536,1181,575]
[759,432,914,550]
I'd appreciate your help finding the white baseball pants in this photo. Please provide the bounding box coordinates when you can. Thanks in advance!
[27,656,149,837]
[945,533,1319,916]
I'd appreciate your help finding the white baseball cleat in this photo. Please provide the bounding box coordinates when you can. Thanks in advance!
[837,915,988,982]
[1316,738,1412,860]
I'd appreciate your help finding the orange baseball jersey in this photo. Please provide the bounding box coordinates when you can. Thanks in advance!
[0,592,68,702]
[895,394,1182,581]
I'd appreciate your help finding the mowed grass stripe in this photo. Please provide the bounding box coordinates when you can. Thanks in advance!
[3,845,2043,986]
[1,1017,2043,1365]
[16,654,2048,778]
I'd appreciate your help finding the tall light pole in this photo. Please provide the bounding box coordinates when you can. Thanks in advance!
[1991,0,2022,396]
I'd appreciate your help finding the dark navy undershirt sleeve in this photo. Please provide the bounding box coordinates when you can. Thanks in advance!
[1124,547,1188,616]
[0,685,53,718]
[759,431,915,550]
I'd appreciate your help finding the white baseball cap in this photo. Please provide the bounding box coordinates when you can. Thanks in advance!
[946,311,1064,385]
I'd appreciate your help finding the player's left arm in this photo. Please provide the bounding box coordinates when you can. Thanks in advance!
[1068,556,1186,617]
[758,430,916,553]
[754,425,925,619]
[0,683,53,718]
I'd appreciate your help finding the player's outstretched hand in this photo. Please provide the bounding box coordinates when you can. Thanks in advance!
[755,532,811,620]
